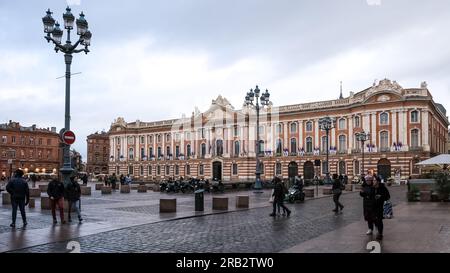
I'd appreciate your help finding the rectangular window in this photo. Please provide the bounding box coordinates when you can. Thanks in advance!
[276,163,282,175]
[128,166,134,175]
[234,126,239,137]
[38,138,42,145]
[140,136,145,144]
[232,163,238,175]
[148,165,152,176]
[199,164,204,175]
[140,165,144,175]
[186,165,190,175]
[2,136,7,143]
[306,122,313,132]
[12,136,16,144]
[166,165,170,175]
[185,132,190,141]
[175,165,179,175]
[157,165,161,175]
[47,139,51,145]
[30,137,34,145]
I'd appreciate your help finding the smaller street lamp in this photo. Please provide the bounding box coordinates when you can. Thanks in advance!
[318,117,336,184]
[355,131,371,177]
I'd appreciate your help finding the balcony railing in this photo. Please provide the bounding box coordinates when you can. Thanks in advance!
[352,148,361,153]
[409,146,423,152]
[379,147,390,152]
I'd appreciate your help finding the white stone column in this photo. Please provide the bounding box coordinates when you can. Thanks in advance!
[122,136,126,159]
[400,110,409,151]
[348,116,353,153]
[135,135,139,161]
[299,120,303,149]
[422,110,430,151]
[153,134,156,158]
[110,136,114,160]
[371,113,377,148]
[283,122,288,150]
[144,134,148,159]
[391,110,397,145]
[181,132,185,154]
[171,132,175,156]
[314,119,319,148]
[331,127,336,148]
[162,133,165,158]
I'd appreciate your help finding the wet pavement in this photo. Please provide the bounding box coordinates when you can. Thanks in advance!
[1,183,412,253]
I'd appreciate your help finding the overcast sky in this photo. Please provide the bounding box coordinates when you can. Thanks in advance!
[1,0,449,160]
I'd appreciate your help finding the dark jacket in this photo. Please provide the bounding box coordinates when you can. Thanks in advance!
[273,183,286,202]
[360,183,390,221]
[65,181,81,201]
[47,180,65,199]
[6,177,30,201]
[332,179,343,193]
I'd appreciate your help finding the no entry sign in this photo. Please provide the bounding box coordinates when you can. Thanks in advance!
[62,130,76,145]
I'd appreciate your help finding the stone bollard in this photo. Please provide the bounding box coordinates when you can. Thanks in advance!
[345,184,353,191]
[304,188,314,198]
[41,196,50,209]
[153,183,160,192]
[121,185,130,193]
[29,188,41,197]
[80,186,91,196]
[28,198,35,208]
[322,188,333,195]
[213,197,229,210]
[235,195,249,209]
[138,185,147,193]
[39,184,48,193]
[95,183,103,190]
[160,198,176,213]
[2,192,11,205]
[420,191,431,202]
[101,186,112,194]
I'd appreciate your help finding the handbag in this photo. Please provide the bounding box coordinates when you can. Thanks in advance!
[383,200,393,219]
[269,189,275,203]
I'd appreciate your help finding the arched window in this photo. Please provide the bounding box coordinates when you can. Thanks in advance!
[380,112,389,125]
[354,116,360,128]
[290,138,297,154]
[276,162,282,175]
[166,146,170,156]
[157,134,161,143]
[157,165,161,175]
[201,143,206,157]
[175,165,179,175]
[175,146,180,157]
[216,139,223,156]
[148,165,152,176]
[306,137,313,153]
[338,135,346,153]
[234,141,240,156]
[380,131,389,151]
[411,110,419,123]
[186,144,191,156]
[354,133,361,151]
[258,140,264,154]
[232,163,238,175]
[140,165,144,175]
[321,136,328,153]
[290,123,297,133]
[186,164,190,175]
[199,164,204,175]
[128,148,134,160]
[306,121,313,132]
[276,139,283,155]
[411,129,419,148]
[140,148,145,159]
[354,160,360,175]
[157,147,162,157]
[276,123,282,134]
[338,118,346,130]
[165,165,170,175]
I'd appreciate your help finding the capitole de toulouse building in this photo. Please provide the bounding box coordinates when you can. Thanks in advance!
[108,79,449,182]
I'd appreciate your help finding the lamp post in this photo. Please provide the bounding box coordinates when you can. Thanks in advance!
[318,117,336,184]
[7,148,14,180]
[356,131,371,177]
[42,7,91,186]
[244,85,270,192]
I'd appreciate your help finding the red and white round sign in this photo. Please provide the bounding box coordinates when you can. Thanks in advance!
[62,130,76,145]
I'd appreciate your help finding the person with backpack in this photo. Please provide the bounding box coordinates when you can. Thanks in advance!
[332,173,345,215]
[270,177,291,217]
[65,176,83,223]
[6,169,29,228]
[47,178,66,224]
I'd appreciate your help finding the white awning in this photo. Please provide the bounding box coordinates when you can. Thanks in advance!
[416,154,450,166]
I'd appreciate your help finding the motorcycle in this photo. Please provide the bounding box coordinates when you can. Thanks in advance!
[159,181,168,192]
[211,180,224,193]
[180,180,194,193]
[287,185,305,203]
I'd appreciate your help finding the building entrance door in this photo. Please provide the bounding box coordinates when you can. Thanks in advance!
[212,161,222,181]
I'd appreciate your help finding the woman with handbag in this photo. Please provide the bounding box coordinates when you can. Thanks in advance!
[332,174,344,215]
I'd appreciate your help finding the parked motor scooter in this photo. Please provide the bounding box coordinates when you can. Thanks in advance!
[287,185,305,203]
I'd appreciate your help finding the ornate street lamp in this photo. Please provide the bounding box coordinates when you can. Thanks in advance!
[42,7,92,186]
[319,116,336,184]
[244,85,271,192]
[356,131,371,177]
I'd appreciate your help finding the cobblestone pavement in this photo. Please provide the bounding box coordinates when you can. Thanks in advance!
[11,186,406,253]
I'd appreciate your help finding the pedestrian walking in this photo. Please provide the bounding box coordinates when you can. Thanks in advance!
[120,174,125,185]
[332,174,344,215]
[360,172,390,240]
[125,174,132,185]
[270,177,291,217]
[65,176,83,223]
[104,175,109,186]
[82,174,88,186]
[6,169,29,228]
[47,178,66,224]
[30,173,37,188]
[110,173,117,190]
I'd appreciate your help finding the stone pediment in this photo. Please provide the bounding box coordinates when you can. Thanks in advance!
[211,95,234,110]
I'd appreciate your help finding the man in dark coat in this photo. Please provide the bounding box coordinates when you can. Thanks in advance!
[332,174,344,215]
[270,177,291,217]
[65,176,83,223]
[47,178,66,224]
[360,173,390,240]
[6,169,29,228]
